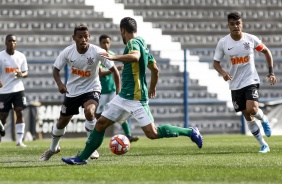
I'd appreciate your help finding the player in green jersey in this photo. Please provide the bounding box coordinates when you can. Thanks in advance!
[62,17,203,165]
[96,34,139,143]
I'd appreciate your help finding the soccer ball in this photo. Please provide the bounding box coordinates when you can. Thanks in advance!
[109,134,130,155]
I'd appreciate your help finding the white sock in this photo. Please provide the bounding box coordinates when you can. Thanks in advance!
[85,119,97,138]
[16,123,25,144]
[247,120,267,146]
[252,109,268,122]
[50,123,66,152]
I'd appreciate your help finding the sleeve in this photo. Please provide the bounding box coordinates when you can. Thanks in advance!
[213,39,225,62]
[148,52,156,64]
[53,49,68,70]
[126,39,140,53]
[252,35,264,52]
[21,53,28,72]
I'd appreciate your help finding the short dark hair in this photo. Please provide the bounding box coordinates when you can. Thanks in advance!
[227,12,241,21]
[99,34,111,43]
[74,24,88,35]
[120,17,137,33]
[5,34,15,41]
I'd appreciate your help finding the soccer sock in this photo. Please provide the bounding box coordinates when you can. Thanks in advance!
[78,128,105,161]
[85,119,97,138]
[157,124,192,138]
[246,120,267,146]
[252,109,268,122]
[121,121,131,137]
[16,123,25,144]
[50,123,66,152]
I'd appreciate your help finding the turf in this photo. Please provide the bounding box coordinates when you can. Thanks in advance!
[0,135,282,184]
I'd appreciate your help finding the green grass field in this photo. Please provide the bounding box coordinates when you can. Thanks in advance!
[1,135,282,184]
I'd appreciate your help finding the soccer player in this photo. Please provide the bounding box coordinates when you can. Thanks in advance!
[97,34,139,143]
[213,12,277,153]
[0,34,28,147]
[62,17,203,165]
[39,25,120,161]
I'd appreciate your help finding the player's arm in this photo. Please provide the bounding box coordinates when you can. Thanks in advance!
[53,67,68,94]
[260,46,277,85]
[15,71,28,78]
[99,51,140,63]
[147,62,159,98]
[99,65,123,77]
[109,65,121,94]
[213,60,232,81]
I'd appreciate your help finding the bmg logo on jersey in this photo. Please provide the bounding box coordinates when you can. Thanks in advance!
[71,67,91,77]
[230,55,250,65]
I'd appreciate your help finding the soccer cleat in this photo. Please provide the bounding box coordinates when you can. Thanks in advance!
[127,135,139,143]
[16,142,27,147]
[62,156,87,165]
[190,127,203,148]
[261,120,271,137]
[39,147,61,161]
[90,150,99,159]
[259,145,270,153]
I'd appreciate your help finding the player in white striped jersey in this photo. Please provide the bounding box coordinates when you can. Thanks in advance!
[39,25,120,161]
[213,12,277,153]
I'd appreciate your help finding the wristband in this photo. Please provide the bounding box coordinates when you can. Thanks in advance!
[268,67,274,76]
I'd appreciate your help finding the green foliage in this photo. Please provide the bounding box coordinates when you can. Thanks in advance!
[1,135,282,184]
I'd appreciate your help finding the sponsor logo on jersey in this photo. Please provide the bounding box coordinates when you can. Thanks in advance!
[71,67,91,77]
[87,57,94,65]
[5,67,19,73]
[230,55,250,65]
[228,47,234,50]
[243,42,250,50]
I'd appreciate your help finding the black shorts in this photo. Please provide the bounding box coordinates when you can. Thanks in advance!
[0,91,27,112]
[231,84,259,112]
[60,91,100,116]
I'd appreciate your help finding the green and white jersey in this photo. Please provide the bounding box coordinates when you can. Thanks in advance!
[100,50,116,94]
[119,36,156,101]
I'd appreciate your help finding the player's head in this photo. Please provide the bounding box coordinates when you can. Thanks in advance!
[227,12,243,37]
[5,34,17,51]
[120,17,137,44]
[72,24,90,50]
[99,34,111,52]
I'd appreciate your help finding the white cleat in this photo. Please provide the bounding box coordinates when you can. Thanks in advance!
[39,147,61,161]
[90,150,99,159]
[16,142,27,148]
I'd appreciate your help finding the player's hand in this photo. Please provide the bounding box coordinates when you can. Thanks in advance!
[223,73,233,81]
[148,88,156,99]
[0,81,3,88]
[267,74,277,85]
[117,65,123,71]
[14,71,22,78]
[58,83,69,94]
[99,52,116,60]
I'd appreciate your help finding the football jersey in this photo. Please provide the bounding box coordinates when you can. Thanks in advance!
[54,43,114,97]
[100,50,116,94]
[0,50,28,94]
[119,36,156,101]
[214,32,263,90]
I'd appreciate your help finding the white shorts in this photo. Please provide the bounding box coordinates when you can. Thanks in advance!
[101,95,154,127]
[96,92,116,114]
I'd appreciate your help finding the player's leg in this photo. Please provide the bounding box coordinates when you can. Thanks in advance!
[242,110,269,153]
[134,101,202,148]
[83,98,100,159]
[245,84,271,137]
[13,91,27,147]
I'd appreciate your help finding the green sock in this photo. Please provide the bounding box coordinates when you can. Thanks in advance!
[121,121,131,137]
[157,124,192,138]
[78,128,105,161]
